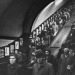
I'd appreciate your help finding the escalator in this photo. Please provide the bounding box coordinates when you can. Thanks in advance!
[28,0,75,69]
[49,6,75,56]
[29,0,75,56]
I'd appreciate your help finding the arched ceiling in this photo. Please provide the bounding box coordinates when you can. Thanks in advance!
[0,0,54,38]
[0,0,35,37]
[0,0,54,47]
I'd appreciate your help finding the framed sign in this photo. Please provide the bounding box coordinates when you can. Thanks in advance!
[33,31,36,38]
[15,41,19,49]
[5,47,9,56]
[38,26,41,34]
[10,45,14,54]
[0,49,4,58]
[42,24,44,30]
[36,28,39,36]
[20,38,23,46]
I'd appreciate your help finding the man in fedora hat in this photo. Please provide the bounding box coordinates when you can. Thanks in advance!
[32,49,55,75]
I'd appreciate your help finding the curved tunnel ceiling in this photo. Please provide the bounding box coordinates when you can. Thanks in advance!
[0,0,54,47]
[0,0,70,47]
[0,0,54,38]
[0,0,36,37]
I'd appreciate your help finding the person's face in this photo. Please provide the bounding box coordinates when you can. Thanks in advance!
[69,50,75,56]
[15,50,18,54]
[37,57,43,64]
[9,56,16,65]
[45,51,49,55]
[64,48,68,53]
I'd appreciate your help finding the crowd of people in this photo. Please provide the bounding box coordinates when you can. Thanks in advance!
[0,0,75,75]
[4,44,75,75]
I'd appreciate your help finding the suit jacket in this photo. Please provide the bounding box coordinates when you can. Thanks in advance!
[7,63,22,75]
[57,54,68,75]
[32,61,55,75]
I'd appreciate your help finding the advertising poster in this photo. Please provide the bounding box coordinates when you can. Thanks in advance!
[20,38,23,46]
[5,47,9,56]
[10,45,14,54]
[0,49,4,58]
[15,41,19,49]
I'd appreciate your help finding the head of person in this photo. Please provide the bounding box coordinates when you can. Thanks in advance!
[36,49,44,64]
[19,51,22,54]
[69,49,75,56]
[15,50,18,54]
[45,50,49,55]
[63,48,69,53]
[9,54,17,65]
